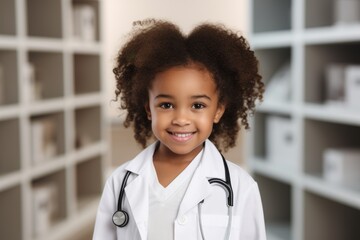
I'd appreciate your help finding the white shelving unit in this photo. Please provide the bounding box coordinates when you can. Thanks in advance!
[0,0,108,239]
[248,0,360,240]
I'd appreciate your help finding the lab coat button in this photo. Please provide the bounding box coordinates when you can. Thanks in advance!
[177,215,187,225]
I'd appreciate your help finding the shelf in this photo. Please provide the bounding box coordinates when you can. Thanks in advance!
[75,156,102,211]
[304,25,360,45]
[0,118,21,176]
[73,53,101,95]
[304,190,360,239]
[0,0,105,239]
[252,0,292,33]
[0,185,22,240]
[303,118,360,175]
[74,105,101,150]
[249,1,360,240]
[304,103,360,127]
[252,31,293,49]
[31,169,67,238]
[0,0,16,36]
[305,0,360,29]
[257,100,293,115]
[27,51,64,102]
[34,196,99,240]
[252,112,294,161]
[0,49,19,106]
[72,0,101,42]
[304,42,360,104]
[30,112,66,166]
[251,158,295,185]
[255,174,292,239]
[304,174,360,210]
[267,222,292,240]
[26,0,62,38]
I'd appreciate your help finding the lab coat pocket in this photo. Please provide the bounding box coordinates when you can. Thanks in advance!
[200,214,240,240]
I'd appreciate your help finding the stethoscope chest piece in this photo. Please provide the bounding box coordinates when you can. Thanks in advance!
[112,210,129,227]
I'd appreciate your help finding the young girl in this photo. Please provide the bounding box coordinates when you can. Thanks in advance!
[93,19,266,240]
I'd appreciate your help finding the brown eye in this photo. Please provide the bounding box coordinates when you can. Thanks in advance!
[160,103,173,109]
[192,103,205,109]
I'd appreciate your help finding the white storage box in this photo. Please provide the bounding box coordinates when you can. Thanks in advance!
[32,183,58,237]
[266,116,295,168]
[324,64,346,105]
[323,148,360,185]
[345,65,360,110]
[0,64,4,104]
[334,0,360,25]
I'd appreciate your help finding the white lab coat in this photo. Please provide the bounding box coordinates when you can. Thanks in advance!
[93,140,266,240]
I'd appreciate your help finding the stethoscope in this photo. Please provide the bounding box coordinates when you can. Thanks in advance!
[112,155,234,240]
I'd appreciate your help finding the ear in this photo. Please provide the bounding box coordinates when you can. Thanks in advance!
[214,104,225,123]
[145,103,152,120]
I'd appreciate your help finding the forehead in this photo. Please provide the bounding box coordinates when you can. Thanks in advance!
[150,65,217,95]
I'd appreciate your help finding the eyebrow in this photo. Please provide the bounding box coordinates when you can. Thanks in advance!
[154,94,211,100]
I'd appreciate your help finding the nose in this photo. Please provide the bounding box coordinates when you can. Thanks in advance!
[171,108,190,126]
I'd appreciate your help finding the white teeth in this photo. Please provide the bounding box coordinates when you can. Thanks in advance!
[173,133,192,138]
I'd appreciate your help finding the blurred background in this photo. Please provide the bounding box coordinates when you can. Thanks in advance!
[1,0,360,239]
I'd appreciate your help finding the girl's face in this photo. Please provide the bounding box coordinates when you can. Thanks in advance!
[146,65,225,160]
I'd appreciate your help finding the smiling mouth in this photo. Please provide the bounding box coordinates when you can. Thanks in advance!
[168,131,195,142]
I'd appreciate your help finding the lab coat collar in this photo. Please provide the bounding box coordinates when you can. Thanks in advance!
[124,139,225,179]
[177,139,227,217]
[123,139,227,239]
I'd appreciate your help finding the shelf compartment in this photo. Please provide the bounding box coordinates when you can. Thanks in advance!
[30,112,65,166]
[31,169,67,238]
[0,118,20,176]
[252,0,292,33]
[27,51,64,102]
[304,191,360,240]
[75,156,102,211]
[304,119,360,176]
[72,0,101,42]
[255,174,292,240]
[252,112,296,169]
[0,185,22,240]
[0,49,18,106]
[256,47,292,103]
[305,0,360,29]
[0,0,16,36]
[304,42,360,104]
[73,53,100,95]
[26,0,62,38]
[74,105,101,149]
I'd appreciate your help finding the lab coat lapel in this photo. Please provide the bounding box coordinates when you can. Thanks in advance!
[123,142,158,240]
[125,175,148,240]
[177,140,225,217]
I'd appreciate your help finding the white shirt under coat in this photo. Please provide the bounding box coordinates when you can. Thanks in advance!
[93,139,267,240]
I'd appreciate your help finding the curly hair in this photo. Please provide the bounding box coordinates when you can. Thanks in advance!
[113,19,264,151]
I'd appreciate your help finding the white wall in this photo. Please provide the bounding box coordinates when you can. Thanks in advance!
[103,0,249,119]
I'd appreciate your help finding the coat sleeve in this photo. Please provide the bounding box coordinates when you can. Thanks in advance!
[93,178,117,240]
[239,182,267,240]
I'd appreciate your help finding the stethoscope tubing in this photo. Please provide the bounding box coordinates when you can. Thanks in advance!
[113,153,234,240]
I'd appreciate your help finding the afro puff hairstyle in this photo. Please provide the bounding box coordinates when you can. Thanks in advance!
[113,19,264,151]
